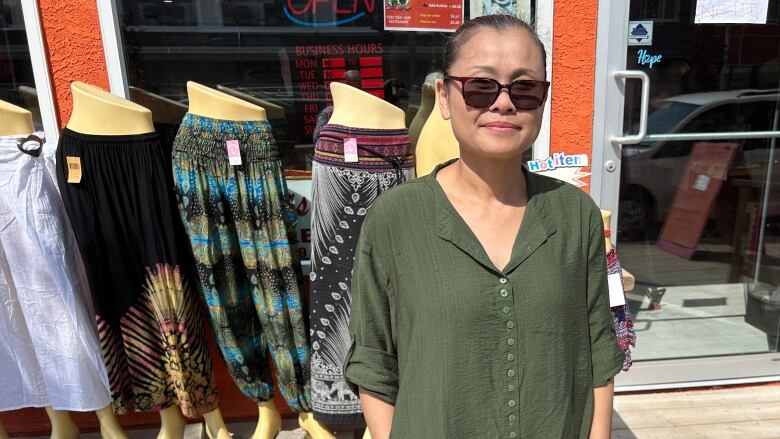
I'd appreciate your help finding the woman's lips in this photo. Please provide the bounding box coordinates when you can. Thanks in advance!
[482,122,520,133]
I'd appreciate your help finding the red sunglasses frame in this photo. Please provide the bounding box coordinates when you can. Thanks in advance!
[443,75,551,110]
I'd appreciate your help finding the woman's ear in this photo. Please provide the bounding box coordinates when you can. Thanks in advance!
[436,78,452,121]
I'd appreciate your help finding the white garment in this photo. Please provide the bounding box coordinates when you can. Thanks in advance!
[0,133,110,412]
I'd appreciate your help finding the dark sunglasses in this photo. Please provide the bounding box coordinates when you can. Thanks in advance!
[443,75,550,110]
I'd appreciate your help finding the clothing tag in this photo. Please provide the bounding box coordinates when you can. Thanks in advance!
[226,140,242,165]
[608,272,627,307]
[66,156,82,184]
[344,137,358,163]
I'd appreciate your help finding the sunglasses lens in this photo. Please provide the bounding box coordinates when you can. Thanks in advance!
[510,81,546,110]
[463,78,500,108]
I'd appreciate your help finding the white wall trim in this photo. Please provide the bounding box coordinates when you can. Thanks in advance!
[21,0,59,143]
[590,0,630,233]
[533,0,553,161]
[96,0,129,98]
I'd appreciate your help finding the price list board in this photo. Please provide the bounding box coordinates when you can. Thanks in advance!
[384,0,463,32]
[293,42,385,138]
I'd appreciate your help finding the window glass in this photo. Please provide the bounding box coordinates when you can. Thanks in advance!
[116,1,537,172]
[0,0,41,130]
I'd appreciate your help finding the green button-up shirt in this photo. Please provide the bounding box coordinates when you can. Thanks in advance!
[344,160,624,438]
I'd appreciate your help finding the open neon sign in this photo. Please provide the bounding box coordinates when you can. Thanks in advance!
[284,0,376,27]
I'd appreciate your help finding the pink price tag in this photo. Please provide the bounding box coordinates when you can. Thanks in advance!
[344,138,358,163]
[226,140,242,165]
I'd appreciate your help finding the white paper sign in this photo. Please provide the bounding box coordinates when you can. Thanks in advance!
[695,0,768,24]
[693,174,711,191]
[608,272,627,307]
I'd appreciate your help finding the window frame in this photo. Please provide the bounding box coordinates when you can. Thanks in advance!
[18,0,59,142]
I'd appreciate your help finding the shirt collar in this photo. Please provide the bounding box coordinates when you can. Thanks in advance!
[426,158,557,276]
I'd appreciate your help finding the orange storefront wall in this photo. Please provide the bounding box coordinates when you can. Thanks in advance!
[1,0,601,435]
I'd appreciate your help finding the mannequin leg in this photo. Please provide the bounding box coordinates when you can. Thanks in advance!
[252,401,282,439]
[203,408,231,439]
[297,412,336,439]
[0,420,9,439]
[157,406,186,439]
[44,407,79,439]
[95,405,129,439]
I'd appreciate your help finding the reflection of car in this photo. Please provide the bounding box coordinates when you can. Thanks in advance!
[619,89,780,240]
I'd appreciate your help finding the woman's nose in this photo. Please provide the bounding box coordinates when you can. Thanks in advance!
[490,88,516,113]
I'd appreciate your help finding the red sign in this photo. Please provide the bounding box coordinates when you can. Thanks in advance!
[384,0,463,32]
[657,142,739,259]
[292,42,385,137]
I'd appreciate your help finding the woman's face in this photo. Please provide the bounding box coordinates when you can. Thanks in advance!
[439,27,546,160]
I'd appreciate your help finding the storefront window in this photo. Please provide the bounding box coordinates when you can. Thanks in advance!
[115,0,536,172]
[0,0,41,129]
[617,0,780,362]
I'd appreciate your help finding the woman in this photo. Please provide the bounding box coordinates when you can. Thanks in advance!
[343,15,623,438]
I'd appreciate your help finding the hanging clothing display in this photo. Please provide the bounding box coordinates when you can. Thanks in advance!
[606,248,636,371]
[309,124,414,424]
[55,129,218,417]
[171,114,311,412]
[0,133,110,412]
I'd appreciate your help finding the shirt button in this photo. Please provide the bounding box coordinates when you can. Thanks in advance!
[500,277,508,284]
[506,321,514,329]
[508,338,515,346]
[508,414,516,422]
[510,432,517,438]
[508,400,516,407]
[507,353,515,361]
[508,384,515,391]
[502,306,510,314]
[500,289,509,297]
[507,369,515,377]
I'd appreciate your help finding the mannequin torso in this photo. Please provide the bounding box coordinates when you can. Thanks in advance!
[327,82,405,129]
[415,80,459,176]
[0,100,34,136]
[67,82,154,135]
[187,82,266,121]
[409,82,435,150]
[215,85,285,120]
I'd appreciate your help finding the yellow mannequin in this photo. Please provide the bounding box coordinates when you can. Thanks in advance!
[215,85,287,120]
[67,82,233,439]
[416,79,460,176]
[328,82,405,129]
[408,82,435,152]
[67,82,154,135]
[186,82,266,121]
[0,100,34,135]
[600,210,635,291]
[186,82,335,439]
[128,86,187,124]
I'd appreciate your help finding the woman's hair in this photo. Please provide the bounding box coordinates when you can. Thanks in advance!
[443,14,547,79]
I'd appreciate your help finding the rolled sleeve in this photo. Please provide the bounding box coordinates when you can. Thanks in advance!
[586,208,625,387]
[342,213,399,404]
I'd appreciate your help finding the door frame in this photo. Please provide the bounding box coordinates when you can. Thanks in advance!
[590,0,780,391]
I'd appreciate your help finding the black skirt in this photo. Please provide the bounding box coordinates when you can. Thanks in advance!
[55,128,218,417]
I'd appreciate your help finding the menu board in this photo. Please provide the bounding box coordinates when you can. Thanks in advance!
[292,42,386,138]
[384,0,464,32]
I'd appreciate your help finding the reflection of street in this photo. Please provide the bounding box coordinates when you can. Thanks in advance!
[617,241,777,360]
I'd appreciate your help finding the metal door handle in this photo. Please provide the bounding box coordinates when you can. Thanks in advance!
[610,70,650,145]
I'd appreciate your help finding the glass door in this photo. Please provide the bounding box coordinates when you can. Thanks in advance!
[594,0,780,388]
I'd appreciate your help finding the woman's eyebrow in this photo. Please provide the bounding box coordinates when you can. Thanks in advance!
[467,65,539,77]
